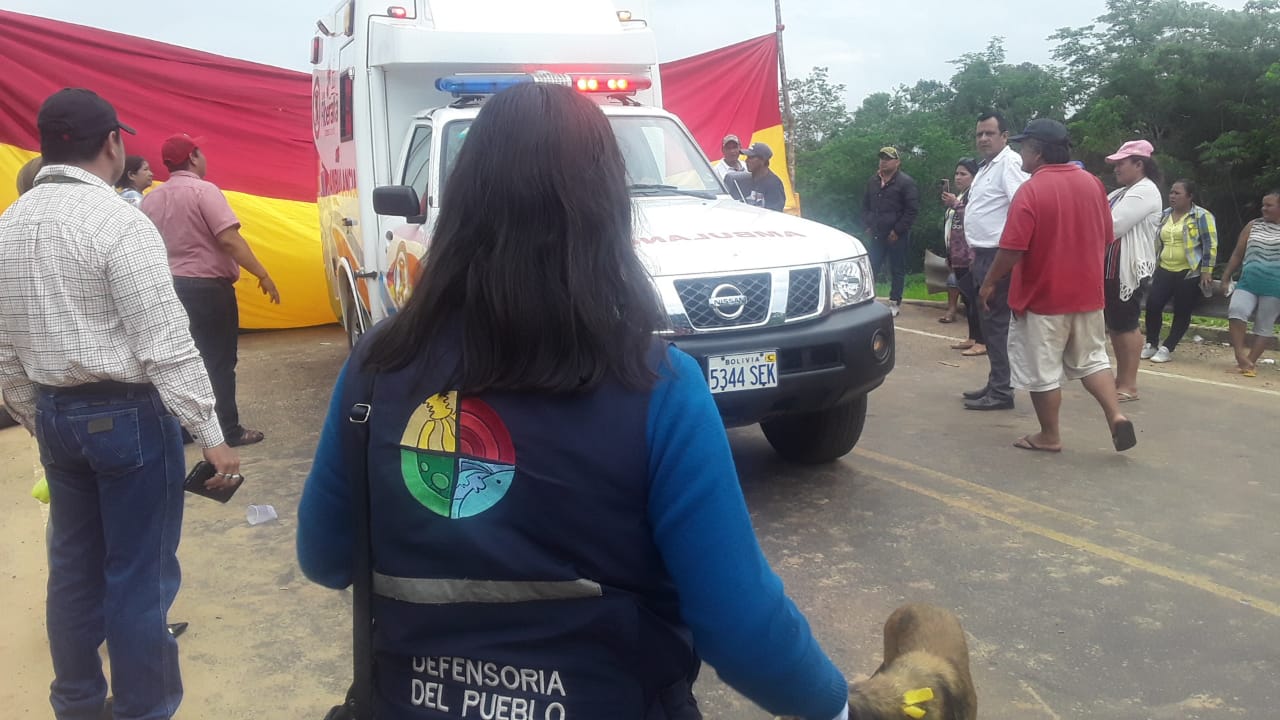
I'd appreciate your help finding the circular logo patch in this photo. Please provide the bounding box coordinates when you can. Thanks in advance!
[399,392,516,519]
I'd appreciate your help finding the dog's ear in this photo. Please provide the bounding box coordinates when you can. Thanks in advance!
[939,678,974,720]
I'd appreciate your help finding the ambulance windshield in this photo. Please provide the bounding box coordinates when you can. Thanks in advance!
[439,115,724,199]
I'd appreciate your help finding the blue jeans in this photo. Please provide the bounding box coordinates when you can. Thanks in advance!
[35,383,185,720]
[869,233,908,303]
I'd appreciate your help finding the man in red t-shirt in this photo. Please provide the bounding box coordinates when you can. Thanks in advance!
[978,119,1136,453]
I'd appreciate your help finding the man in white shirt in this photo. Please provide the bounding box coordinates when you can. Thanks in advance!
[712,134,746,181]
[0,88,240,720]
[961,111,1030,411]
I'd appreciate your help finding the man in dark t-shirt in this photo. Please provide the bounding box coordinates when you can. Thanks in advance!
[725,142,786,212]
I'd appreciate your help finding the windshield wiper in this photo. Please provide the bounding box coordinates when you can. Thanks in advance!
[627,183,717,200]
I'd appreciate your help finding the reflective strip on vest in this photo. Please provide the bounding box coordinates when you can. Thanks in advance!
[373,573,603,605]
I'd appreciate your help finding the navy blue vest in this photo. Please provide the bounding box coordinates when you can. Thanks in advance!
[345,334,700,720]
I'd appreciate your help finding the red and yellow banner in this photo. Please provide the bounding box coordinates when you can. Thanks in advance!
[0,10,327,330]
[1,12,795,329]
[661,34,798,212]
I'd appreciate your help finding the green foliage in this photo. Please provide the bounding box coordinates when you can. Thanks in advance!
[790,0,1280,268]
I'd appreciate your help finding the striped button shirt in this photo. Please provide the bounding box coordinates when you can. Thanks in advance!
[0,164,223,447]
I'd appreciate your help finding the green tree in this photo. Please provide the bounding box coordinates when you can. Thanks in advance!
[784,67,852,154]
[1057,0,1280,240]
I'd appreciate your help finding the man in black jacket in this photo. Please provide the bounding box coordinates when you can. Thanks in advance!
[862,146,920,316]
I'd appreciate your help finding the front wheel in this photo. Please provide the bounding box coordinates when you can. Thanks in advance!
[760,395,867,464]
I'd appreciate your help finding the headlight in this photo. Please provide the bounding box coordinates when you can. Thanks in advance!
[829,256,875,309]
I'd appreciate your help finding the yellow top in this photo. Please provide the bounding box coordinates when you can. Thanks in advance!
[1160,214,1192,272]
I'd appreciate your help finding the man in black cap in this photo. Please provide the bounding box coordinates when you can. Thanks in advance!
[862,146,920,317]
[0,88,241,719]
[977,119,1136,452]
[725,142,787,211]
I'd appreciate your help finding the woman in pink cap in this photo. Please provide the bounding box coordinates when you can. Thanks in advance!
[1104,140,1162,402]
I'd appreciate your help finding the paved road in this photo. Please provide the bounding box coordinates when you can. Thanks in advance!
[1,306,1277,719]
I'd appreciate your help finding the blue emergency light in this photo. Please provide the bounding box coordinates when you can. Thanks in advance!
[435,72,651,97]
[435,73,570,96]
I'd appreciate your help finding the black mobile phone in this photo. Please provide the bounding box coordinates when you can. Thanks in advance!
[183,461,244,504]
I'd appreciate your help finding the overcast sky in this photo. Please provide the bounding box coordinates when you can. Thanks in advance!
[0,0,1251,108]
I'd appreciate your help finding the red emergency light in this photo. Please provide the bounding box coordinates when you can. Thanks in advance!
[387,6,409,19]
[571,75,652,94]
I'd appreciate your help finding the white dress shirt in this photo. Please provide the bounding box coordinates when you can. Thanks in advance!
[963,144,1030,249]
[0,164,223,446]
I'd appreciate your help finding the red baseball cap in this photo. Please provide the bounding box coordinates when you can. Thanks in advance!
[161,134,205,168]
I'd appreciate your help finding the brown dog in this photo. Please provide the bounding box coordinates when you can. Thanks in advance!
[779,603,977,720]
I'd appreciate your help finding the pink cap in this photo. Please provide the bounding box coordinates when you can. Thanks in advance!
[1106,140,1154,163]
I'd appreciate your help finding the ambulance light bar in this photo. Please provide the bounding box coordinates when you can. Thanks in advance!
[435,73,651,97]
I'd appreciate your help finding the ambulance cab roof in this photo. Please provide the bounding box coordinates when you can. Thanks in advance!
[367,0,657,69]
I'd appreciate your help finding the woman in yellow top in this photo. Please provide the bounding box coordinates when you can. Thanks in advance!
[1142,179,1218,363]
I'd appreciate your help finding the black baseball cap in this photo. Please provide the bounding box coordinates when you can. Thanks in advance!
[1010,118,1070,146]
[37,89,135,150]
[742,142,773,160]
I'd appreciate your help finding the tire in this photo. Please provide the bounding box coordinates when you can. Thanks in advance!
[760,394,868,464]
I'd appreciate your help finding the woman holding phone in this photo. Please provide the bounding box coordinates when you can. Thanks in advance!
[941,158,986,355]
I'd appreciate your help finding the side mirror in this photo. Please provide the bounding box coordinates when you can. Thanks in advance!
[373,185,425,223]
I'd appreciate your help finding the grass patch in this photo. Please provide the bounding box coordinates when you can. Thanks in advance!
[878,274,1256,332]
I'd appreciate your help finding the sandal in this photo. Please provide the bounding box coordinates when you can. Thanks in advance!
[1111,419,1137,452]
[938,313,957,324]
[961,344,987,357]
[1014,435,1062,453]
[1117,391,1139,403]
[227,428,265,447]
[950,340,975,350]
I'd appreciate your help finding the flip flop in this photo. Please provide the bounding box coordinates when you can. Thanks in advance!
[1240,368,1257,378]
[1117,391,1139,403]
[950,341,975,350]
[1111,419,1137,452]
[938,314,956,324]
[1014,435,1061,453]
[961,346,988,356]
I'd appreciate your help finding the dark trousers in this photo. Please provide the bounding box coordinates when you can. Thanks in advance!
[1145,266,1202,351]
[36,383,185,720]
[869,233,908,303]
[173,277,241,436]
[955,266,985,344]
[970,248,1012,401]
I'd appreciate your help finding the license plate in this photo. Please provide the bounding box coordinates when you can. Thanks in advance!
[707,351,778,394]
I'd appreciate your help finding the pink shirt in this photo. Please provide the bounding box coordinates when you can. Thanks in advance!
[141,171,241,281]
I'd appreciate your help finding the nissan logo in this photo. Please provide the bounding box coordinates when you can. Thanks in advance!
[708,283,748,320]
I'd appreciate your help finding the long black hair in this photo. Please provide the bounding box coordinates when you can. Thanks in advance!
[363,82,664,392]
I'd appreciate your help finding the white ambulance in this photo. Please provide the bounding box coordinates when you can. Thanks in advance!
[311,0,894,463]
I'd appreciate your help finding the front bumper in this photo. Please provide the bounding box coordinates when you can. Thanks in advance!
[670,301,895,427]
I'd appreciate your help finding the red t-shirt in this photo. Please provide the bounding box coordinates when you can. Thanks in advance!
[999,164,1112,315]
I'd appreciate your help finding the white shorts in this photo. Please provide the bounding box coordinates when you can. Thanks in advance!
[1009,310,1112,393]
[1227,288,1280,338]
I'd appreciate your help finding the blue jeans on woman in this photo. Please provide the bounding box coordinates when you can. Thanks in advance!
[35,383,185,720]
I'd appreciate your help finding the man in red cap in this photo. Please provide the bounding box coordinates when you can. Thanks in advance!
[142,134,279,446]
[0,88,241,720]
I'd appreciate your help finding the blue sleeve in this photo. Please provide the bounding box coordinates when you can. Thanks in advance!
[647,347,848,720]
[296,360,356,589]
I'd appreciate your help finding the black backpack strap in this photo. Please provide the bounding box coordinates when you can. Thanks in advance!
[340,359,377,719]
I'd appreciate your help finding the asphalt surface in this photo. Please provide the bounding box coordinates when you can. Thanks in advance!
[1,304,1277,719]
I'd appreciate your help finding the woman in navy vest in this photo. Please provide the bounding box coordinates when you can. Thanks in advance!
[297,83,850,720]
